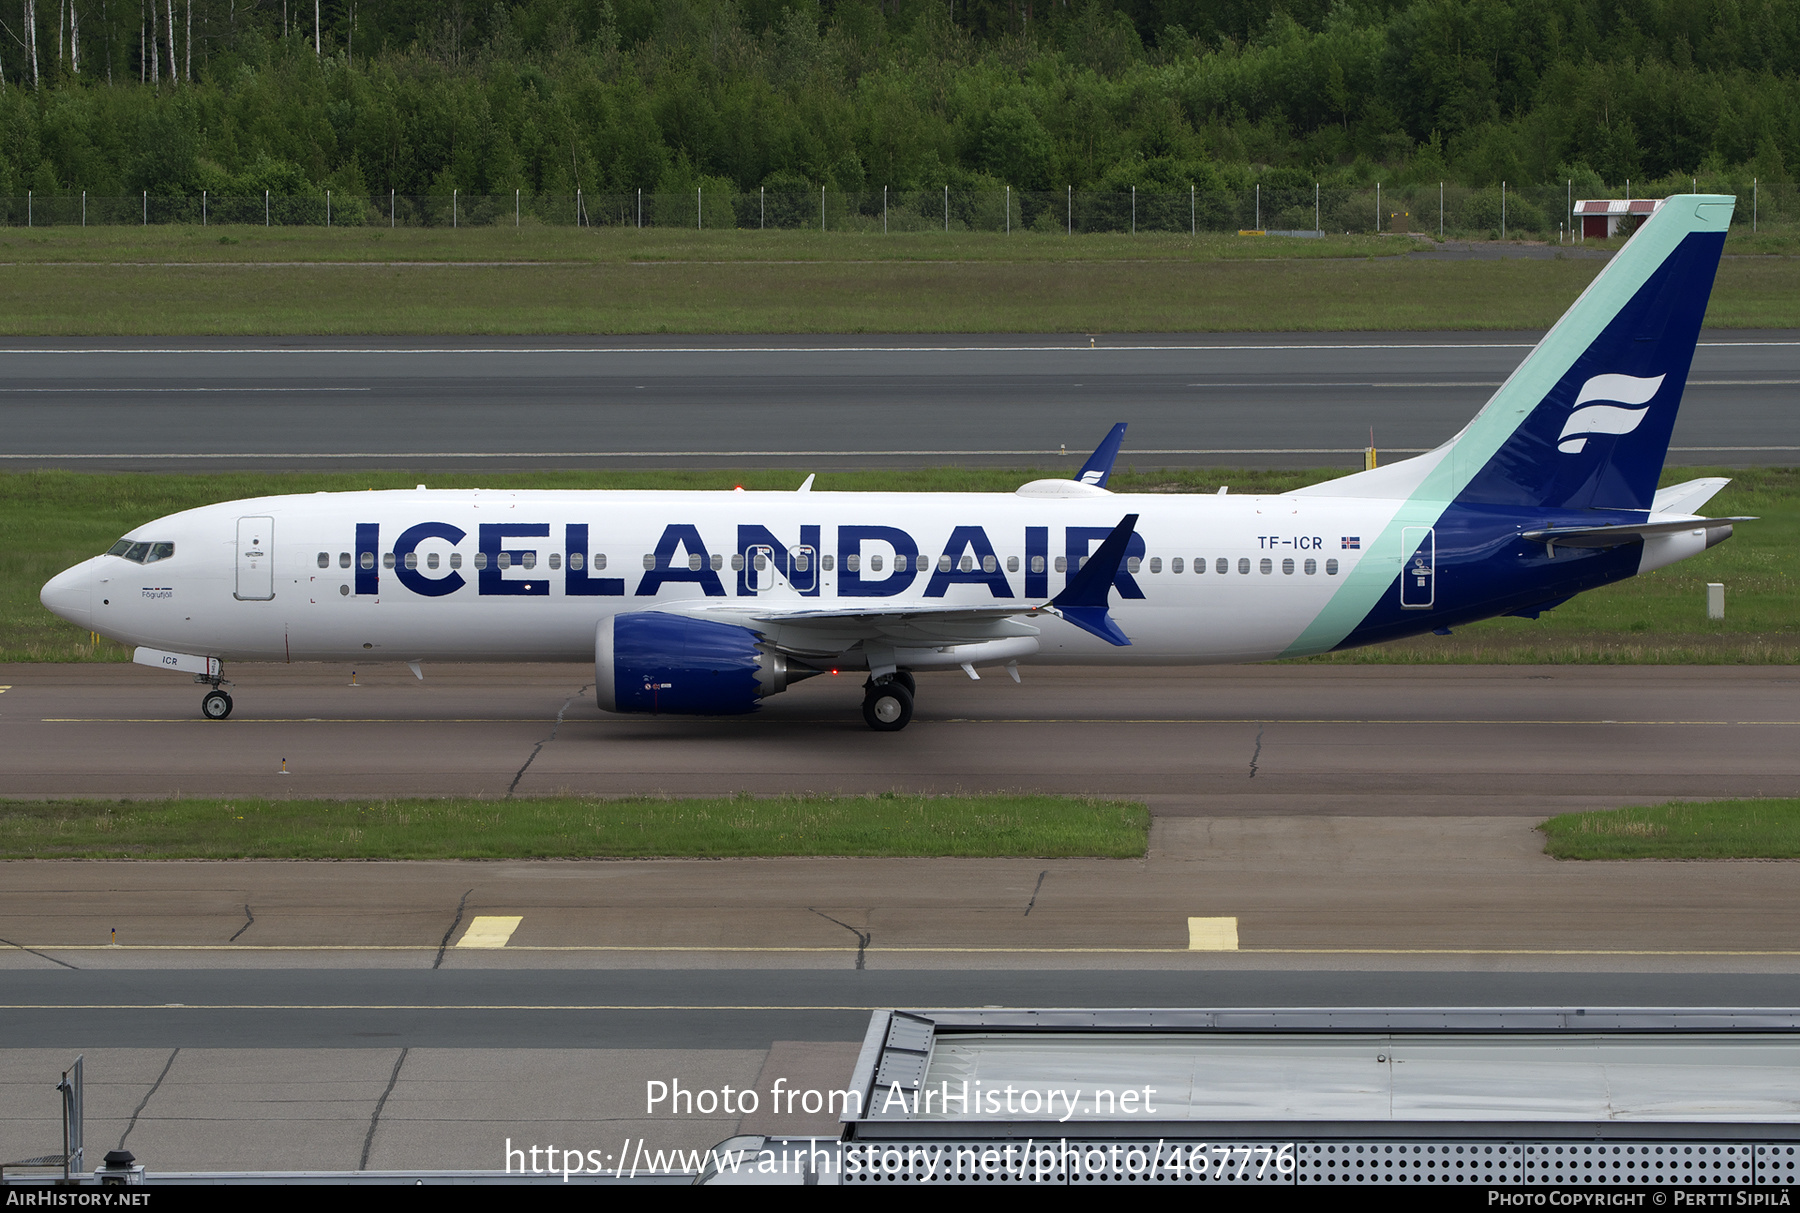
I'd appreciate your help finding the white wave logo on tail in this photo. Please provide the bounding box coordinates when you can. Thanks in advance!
[1557,373,1666,453]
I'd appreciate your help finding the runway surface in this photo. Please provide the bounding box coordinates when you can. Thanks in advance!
[5,663,1795,808]
[2,332,1797,470]
[7,661,1798,1171]
[9,972,1800,1050]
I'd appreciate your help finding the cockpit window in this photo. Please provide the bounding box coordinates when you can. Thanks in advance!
[106,539,174,564]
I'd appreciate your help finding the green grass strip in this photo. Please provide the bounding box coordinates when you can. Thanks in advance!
[1542,798,1800,859]
[0,794,1150,860]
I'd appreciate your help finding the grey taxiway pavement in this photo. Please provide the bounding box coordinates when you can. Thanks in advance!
[2,332,1797,470]
[5,662,1794,808]
[6,662,1799,1170]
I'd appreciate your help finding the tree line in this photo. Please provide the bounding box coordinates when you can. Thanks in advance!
[0,0,1792,202]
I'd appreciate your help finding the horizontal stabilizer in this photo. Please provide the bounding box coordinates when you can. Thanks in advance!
[1524,516,1754,555]
[1652,477,1731,516]
[1047,513,1138,646]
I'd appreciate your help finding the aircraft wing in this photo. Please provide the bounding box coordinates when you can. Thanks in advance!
[645,514,1143,656]
[649,600,1048,655]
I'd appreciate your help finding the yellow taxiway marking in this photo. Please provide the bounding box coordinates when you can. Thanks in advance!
[1188,917,1240,951]
[455,916,522,949]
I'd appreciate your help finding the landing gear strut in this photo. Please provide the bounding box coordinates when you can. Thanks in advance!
[862,676,914,732]
[195,666,233,720]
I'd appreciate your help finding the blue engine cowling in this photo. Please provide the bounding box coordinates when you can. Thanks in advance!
[595,612,813,715]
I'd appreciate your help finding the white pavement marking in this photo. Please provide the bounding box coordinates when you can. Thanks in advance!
[1187,917,1240,951]
[454,916,523,949]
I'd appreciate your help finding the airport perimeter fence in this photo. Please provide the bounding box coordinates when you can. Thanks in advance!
[1,181,1791,237]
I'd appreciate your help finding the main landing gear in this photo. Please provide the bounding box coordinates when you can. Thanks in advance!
[196,668,234,720]
[862,671,916,732]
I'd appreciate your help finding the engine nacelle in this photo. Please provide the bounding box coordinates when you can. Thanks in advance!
[595,612,812,715]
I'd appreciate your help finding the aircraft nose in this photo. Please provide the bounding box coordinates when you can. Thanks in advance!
[40,562,94,627]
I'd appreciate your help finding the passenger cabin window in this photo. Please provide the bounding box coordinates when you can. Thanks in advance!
[570,553,584,571]
[427,553,440,570]
[1237,558,1250,574]
[383,553,396,570]
[713,554,726,571]
[317,552,330,568]
[404,552,418,570]
[473,553,488,570]
[520,552,536,570]
[939,555,953,572]
[730,554,745,571]
[1282,558,1295,575]
[499,553,513,570]
[893,554,907,572]
[360,552,375,570]
[1054,556,1067,573]
[1304,558,1317,575]
[846,554,861,573]
[868,555,882,572]
[821,555,833,572]
[1171,558,1183,573]
[339,552,351,568]
[593,554,606,570]
[981,555,995,573]
[1260,558,1273,574]
[450,553,462,569]
[1006,556,1019,573]
[549,553,561,570]
[1029,555,1043,573]
[1216,558,1228,574]
[1326,558,1339,575]
[1148,557,1161,574]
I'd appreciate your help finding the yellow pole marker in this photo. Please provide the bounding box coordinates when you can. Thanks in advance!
[0,685,10,693]
[456,916,523,949]
[1187,917,1240,951]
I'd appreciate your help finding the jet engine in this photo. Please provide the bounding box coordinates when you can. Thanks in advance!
[595,612,816,715]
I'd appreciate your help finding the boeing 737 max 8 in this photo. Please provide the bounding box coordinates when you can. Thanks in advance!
[40,195,1752,731]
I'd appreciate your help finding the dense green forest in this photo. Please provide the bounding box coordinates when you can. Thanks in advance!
[0,0,1793,201]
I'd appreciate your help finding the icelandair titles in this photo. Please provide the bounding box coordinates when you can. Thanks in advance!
[351,521,1156,600]
[347,518,1152,597]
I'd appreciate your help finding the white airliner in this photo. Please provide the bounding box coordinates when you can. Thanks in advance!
[41,195,1750,731]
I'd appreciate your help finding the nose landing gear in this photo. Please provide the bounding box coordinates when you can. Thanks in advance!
[195,667,234,720]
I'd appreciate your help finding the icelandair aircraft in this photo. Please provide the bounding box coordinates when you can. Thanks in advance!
[41,195,1752,731]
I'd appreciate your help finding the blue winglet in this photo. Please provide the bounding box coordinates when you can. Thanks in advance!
[1074,423,1128,487]
[1047,513,1138,646]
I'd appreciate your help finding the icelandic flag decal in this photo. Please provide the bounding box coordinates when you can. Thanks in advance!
[1341,536,1361,550]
